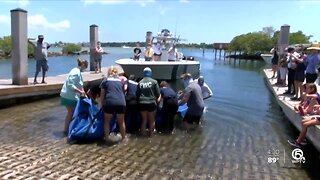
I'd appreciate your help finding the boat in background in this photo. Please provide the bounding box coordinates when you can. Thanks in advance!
[115,29,200,80]
[260,54,272,64]
[122,45,131,48]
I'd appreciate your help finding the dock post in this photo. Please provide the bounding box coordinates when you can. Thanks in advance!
[11,8,28,85]
[277,24,290,84]
[145,31,152,47]
[89,24,98,71]
[278,24,290,55]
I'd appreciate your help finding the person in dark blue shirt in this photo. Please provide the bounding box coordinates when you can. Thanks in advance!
[125,74,139,133]
[100,66,126,142]
[158,81,178,133]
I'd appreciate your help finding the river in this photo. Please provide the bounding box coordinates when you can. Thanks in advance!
[0,47,319,179]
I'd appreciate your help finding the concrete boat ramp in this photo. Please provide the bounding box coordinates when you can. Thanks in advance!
[1,67,320,152]
[263,69,320,152]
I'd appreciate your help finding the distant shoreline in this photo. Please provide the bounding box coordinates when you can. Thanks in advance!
[0,50,109,60]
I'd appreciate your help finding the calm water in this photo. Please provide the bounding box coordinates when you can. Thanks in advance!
[0,48,319,179]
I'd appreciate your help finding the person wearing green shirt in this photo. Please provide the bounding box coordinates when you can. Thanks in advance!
[136,67,160,136]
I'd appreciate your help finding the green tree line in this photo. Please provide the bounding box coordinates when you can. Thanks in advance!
[0,27,313,58]
[0,36,82,58]
[228,26,312,55]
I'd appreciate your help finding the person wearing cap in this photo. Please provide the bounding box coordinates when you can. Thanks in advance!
[144,43,154,61]
[136,67,160,136]
[180,73,194,88]
[178,74,204,130]
[194,76,213,100]
[100,66,127,142]
[28,35,51,84]
[60,58,88,135]
[133,42,142,61]
[304,43,320,83]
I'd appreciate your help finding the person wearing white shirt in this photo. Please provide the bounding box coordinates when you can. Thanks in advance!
[168,44,178,61]
[194,76,213,100]
[153,42,162,61]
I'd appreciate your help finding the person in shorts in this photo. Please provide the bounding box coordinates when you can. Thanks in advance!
[136,67,160,136]
[28,35,51,84]
[60,58,88,135]
[100,66,127,142]
[288,112,320,148]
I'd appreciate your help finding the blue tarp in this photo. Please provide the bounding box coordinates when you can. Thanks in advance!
[68,97,116,142]
[68,97,189,142]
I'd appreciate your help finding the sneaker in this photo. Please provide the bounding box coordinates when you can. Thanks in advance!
[301,139,307,146]
[121,136,129,144]
[288,140,301,148]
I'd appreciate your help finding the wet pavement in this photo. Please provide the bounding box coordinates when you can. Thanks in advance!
[0,97,312,180]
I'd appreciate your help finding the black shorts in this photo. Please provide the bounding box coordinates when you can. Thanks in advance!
[139,103,157,112]
[306,73,317,83]
[103,105,125,114]
[183,113,202,124]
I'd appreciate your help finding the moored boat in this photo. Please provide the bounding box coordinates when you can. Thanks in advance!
[116,58,200,80]
[115,29,200,80]
[260,53,272,64]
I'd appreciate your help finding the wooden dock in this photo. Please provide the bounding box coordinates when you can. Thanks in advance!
[0,67,111,108]
[263,69,320,152]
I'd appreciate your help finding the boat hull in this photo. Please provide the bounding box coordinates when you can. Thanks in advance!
[260,54,272,64]
[115,59,200,80]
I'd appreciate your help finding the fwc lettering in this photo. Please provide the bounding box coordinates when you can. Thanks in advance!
[140,82,152,88]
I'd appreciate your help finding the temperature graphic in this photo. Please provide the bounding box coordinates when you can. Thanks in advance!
[268,157,279,164]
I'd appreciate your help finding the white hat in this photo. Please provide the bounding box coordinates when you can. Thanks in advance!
[143,67,152,72]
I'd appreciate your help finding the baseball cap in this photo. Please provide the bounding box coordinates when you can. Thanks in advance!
[143,67,152,77]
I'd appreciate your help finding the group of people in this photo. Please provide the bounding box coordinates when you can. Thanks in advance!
[133,42,179,62]
[288,83,320,148]
[270,43,320,148]
[59,58,212,143]
[271,43,320,101]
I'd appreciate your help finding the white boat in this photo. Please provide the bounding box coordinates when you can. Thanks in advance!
[122,45,131,48]
[116,58,200,80]
[115,29,200,80]
[260,54,272,64]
